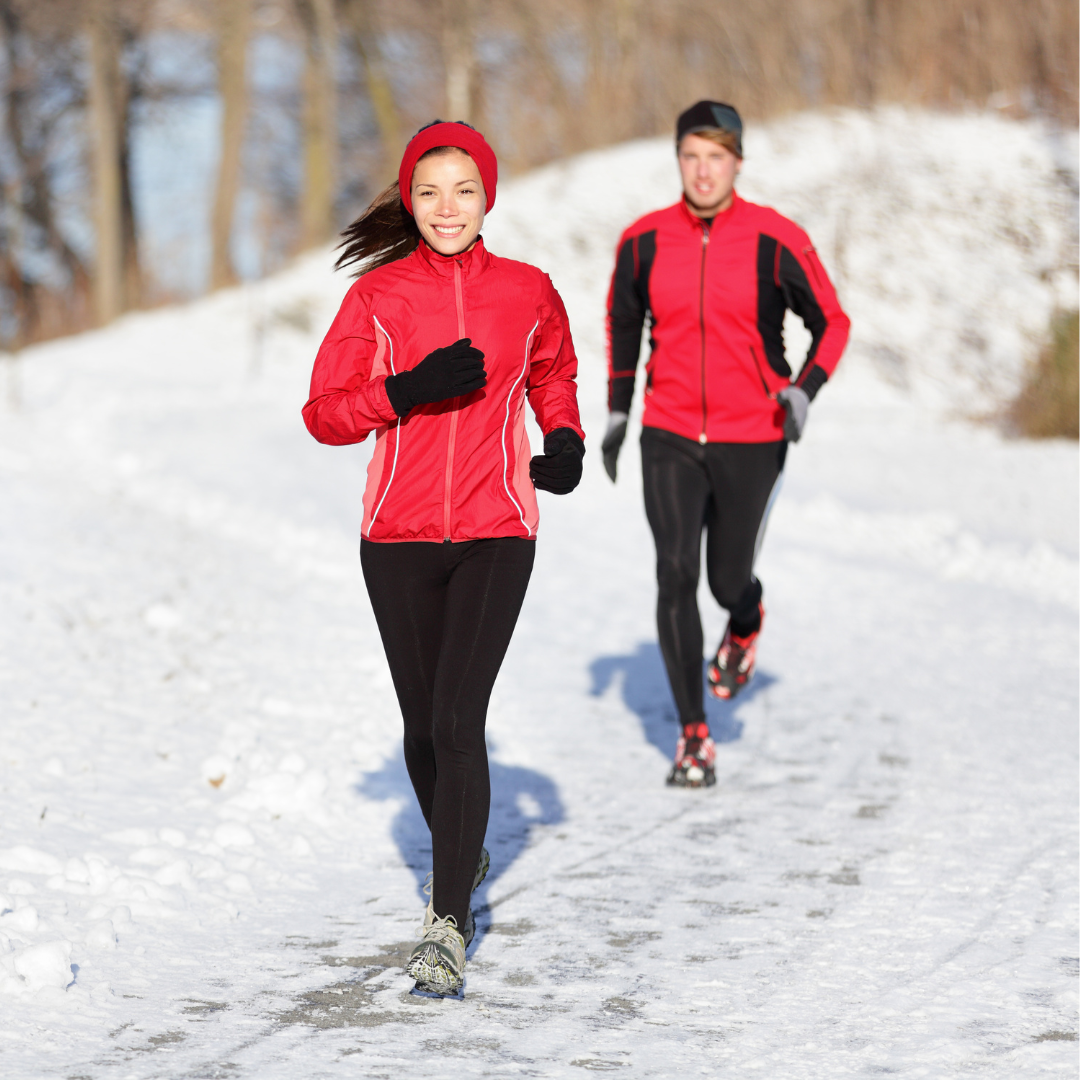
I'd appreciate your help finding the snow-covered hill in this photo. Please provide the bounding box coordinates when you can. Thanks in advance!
[0,109,1076,1078]
[486,106,1078,416]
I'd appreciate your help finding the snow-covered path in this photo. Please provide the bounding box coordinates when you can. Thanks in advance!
[1,110,1077,1077]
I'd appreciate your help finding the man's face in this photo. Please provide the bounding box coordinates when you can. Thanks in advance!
[677,133,741,216]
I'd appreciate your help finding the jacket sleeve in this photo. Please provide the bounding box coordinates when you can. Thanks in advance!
[778,230,850,401]
[605,228,655,414]
[526,276,585,441]
[301,283,399,445]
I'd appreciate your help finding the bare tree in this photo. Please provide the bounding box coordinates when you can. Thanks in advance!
[210,0,251,288]
[86,0,124,325]
[339,0,402,185]
[296,0,337,248]
[0,0,91,347]
[442,0,475,123]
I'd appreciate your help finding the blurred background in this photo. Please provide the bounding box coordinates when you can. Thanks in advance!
[0,0,1076,432]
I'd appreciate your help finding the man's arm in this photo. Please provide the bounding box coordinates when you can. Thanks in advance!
[777,241,850,402]
[603,229,656,479]
[606,229,656,412]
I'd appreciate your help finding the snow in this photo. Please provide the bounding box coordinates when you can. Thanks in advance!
[0,108,1076,1076]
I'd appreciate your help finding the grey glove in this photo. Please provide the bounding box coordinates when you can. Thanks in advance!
[777,385,809,443]
[601,411,628,482]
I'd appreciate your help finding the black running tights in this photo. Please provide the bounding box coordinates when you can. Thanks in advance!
[360,537,535,932]
[641,428,785,727]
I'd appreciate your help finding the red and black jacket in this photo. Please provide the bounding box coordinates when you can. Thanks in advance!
[606,193,850,444]
[304,238,583,543]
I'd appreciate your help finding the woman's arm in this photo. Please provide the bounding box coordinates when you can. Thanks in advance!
[526,277,586,441]
[302,285,399,445]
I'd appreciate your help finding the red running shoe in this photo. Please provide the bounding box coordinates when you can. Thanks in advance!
[708,608,763,701]
[666,722,716,788]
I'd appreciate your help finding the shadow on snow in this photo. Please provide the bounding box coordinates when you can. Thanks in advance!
[356,745,563,950]
[588,641,777,758]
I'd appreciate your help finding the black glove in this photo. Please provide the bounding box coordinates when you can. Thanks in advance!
[777,385,809,443]
[530,427,585,495]
[601,412,628,482]
[384,338,486,417]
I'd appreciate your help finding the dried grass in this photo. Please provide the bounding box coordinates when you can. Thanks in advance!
[1008,310,1080,439]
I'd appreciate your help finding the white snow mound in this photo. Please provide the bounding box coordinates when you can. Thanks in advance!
[485,107,1078,414]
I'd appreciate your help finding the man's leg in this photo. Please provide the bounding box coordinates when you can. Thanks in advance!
[641,428,711,728]
[703,441,786,693]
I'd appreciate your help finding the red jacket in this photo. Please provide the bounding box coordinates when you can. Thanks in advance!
[303,238,583,542]
[607,193,850,443]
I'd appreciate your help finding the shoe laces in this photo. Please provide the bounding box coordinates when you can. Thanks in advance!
[417,912,463,948]
[683,722,709,756]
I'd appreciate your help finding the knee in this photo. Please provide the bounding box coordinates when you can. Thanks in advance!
[403,729,434,760]
[656,553,699,601]
[431,709,487,764]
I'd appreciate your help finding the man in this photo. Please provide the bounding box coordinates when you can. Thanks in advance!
[603,100,850,788]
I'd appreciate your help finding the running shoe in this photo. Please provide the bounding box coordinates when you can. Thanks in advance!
[406,913,466,996]
[422,846,490,948]
[707,611,763,700]
[472,846,490,893]
[666,722,716,788]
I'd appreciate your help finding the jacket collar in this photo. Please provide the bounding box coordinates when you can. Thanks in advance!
[414,235,491,280]
[678,191,742,231]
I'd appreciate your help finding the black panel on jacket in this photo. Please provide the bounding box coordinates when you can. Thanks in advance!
[608,230,657,413]
[755,234,791,378]
[755,234,832,389]
[777,244,827,376]
[798,362,828,400]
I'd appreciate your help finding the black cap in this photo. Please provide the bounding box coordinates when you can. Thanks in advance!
[676,101,743,156]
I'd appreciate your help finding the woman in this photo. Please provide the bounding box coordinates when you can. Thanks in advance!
[303,121,585,996]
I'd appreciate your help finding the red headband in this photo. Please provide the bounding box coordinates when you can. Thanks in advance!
[398,123,498,215]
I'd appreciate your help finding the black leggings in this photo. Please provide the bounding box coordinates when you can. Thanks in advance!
[641,427,785,727]
[360,537,535,931]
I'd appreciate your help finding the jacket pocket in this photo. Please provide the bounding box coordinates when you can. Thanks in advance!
[749,345,778,400]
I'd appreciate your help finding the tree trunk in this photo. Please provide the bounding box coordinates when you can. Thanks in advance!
[442,0,475,124]
[120,79,141,309]
[297,0,338,249]
[211,0,251,288]
[86,0,123,326]
[340,0,401,186]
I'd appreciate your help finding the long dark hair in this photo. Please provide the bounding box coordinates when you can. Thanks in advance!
[335,181,420,277]
[335,146,468,277]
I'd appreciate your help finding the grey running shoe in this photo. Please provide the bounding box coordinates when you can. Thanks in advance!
[422,847,490,948]
[472,846,490,892]
[423,897,476,948]
[406,913,465,996]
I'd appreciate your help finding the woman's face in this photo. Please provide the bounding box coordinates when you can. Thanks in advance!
[411,151,486,256]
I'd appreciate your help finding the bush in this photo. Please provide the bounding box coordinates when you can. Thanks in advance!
[1008,310,1079,439]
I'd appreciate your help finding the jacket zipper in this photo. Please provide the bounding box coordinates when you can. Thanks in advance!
[749,345,778,400]
[698,225,709,445]
[443,260,466,542]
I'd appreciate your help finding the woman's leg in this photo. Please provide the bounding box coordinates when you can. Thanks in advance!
[360,540,449,827]
[429,537,534,930]
[641,428,712,727]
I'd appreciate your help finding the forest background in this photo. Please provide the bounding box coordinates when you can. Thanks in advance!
[0,0,1076,374]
